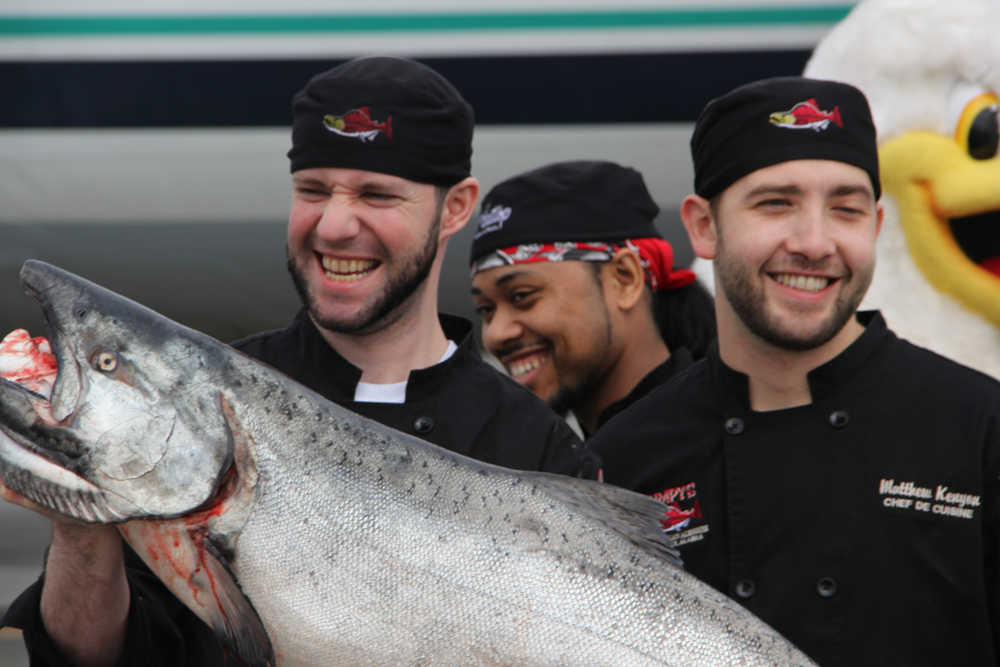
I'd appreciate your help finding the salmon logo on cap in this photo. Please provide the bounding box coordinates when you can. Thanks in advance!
[769,98,843,132]
[322,107,393,143]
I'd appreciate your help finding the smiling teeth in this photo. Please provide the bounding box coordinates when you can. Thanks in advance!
[322,257,377,282]
[774,273,830,292]
[509,357,542,377]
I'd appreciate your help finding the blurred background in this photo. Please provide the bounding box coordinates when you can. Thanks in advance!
[0,0,853,661]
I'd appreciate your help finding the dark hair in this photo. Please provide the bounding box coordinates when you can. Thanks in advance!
[588,263,716,360]
[651,280,717,360]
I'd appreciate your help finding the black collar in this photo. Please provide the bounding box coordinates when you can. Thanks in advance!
[595,347,695,432]
[293,309,480,401]
[710,310,892,412]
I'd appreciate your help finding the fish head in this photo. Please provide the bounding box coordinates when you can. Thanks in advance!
[0,260,234,522]
[769,111,796,126]
[322,113,346,131]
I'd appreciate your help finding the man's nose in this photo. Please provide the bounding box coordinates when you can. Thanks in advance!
[316,196,362,240]
[785,207,836,259]
[482,306,524,355]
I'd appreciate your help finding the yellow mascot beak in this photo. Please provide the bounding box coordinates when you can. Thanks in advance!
[880,116,1000,328]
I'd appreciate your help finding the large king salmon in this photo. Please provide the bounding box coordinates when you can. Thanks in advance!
[0,260,816,666]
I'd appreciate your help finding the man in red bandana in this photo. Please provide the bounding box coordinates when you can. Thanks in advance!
[469,160,715,436]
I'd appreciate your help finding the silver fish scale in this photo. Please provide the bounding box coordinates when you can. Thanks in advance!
[225,373,814,667]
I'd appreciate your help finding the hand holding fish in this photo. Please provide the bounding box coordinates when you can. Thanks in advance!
[0,330,96,524]
[0,330,66,519]
[0,329,130,667]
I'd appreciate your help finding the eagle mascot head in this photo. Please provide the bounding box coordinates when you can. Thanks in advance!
[804,0,1000,378]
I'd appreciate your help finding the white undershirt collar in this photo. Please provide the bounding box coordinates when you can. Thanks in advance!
[353,340,458,404]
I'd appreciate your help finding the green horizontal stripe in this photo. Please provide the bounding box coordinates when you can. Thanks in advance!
[0,7,853,37]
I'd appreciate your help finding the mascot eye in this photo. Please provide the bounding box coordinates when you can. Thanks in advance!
[93,351,118,373]
[968,107,999,159]
[954,92,1000,160]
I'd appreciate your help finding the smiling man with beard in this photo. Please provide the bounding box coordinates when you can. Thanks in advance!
[587,77,1000,666]
[1,56,589,667]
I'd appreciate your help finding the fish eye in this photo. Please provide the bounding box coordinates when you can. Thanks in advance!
[954,92,999,160]
[93,351,118,373]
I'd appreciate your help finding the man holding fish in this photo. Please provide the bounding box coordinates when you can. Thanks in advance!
[1,56,590,666]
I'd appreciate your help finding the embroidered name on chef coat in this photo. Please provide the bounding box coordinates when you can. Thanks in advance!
[878,478,981,519]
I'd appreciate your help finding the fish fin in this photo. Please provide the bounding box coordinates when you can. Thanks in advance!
[805,98,819,107]
[119,520,275,667]
[523,472,683,570]
[199,536,276,667]
[117,395,273,666]
[831,105,843,127]
[385,114,392,139]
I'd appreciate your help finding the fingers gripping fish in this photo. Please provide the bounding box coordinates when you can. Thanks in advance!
[0,260,817,666]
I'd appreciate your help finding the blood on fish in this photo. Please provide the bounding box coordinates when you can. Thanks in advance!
[147,524,203,603]
[183,463,239,525]
[0,329,58,396]
[195,538,228,621]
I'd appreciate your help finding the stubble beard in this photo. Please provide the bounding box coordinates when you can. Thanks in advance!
[546,295,615,418]
[287,215,441,336]
[715,232,872,351]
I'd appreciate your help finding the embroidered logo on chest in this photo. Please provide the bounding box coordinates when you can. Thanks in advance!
[878,478,981,520]
[651,481,709,546]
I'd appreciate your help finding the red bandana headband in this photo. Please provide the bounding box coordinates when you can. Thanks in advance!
[470,237,696,292]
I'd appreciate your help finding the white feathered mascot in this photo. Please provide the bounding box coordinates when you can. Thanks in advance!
[804,0,1000,378]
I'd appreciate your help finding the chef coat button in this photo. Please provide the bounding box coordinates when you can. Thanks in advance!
[816,576,838,598]
[413,416,434,434]
[734,579,756,599]
[724,417,745,435]
[828,410,850,429]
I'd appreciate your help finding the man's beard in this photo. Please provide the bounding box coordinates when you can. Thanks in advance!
[715,234,871,351]
[546,300,615,419]
[287,216,441,336]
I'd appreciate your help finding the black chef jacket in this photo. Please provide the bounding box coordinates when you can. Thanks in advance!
[590,311,1000,666]
[231,309,589,473]
[2,310,594,666]
[591,347,694,435]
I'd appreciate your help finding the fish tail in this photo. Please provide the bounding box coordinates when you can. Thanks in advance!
[385,115,392,139]
[831,106,843,127]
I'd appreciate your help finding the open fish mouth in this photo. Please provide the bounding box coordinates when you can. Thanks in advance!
[0,378,128,522]
[0,265,128,522]
[0,432,125,522]
[950,209,1000,277]
[20,268,85,424]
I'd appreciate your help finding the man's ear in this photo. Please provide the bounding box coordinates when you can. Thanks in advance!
[605,249,646,311]
[680,194,719,260]
[438,177,480,240]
